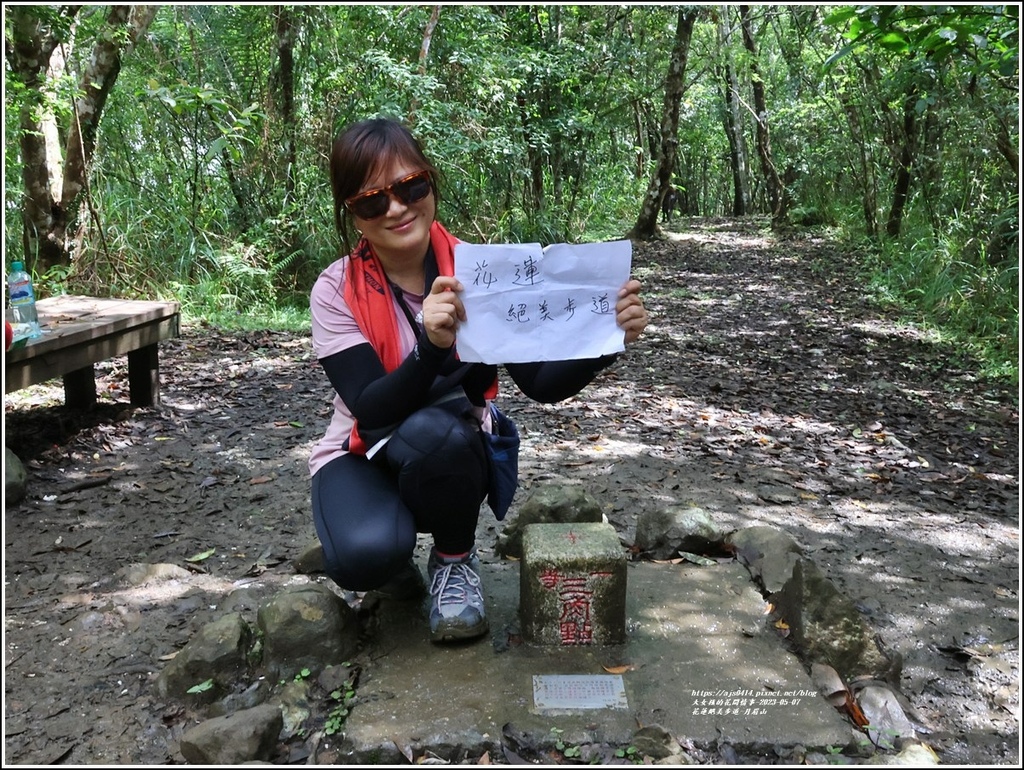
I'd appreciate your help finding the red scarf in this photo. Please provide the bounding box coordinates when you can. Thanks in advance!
[343,220,497,455]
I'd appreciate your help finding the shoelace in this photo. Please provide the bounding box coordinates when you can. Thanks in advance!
[430,563,482,610]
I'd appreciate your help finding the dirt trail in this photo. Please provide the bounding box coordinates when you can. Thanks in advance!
[4,219,1019,765]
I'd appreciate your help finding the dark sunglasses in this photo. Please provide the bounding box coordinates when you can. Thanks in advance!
[344,170,433,220]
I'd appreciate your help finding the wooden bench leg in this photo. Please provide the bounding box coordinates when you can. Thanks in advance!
[128,343,160,407]
[64,366,97,409]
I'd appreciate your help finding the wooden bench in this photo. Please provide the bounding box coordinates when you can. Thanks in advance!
[5,295,181,408]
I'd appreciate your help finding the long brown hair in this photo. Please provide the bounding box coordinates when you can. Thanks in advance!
[329,117,440,252]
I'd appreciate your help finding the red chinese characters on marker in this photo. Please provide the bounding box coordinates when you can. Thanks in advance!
[539,568,561,590]
[539,569,614,645]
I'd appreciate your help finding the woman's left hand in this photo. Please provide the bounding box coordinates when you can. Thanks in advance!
[616,278,649,345]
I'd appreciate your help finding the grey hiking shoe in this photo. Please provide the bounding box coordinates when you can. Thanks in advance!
[427,548,489,642]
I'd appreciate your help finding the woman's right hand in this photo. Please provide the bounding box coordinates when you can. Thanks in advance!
[421,275,465,349]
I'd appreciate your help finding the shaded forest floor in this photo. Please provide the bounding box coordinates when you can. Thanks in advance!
[4,218,1019,765]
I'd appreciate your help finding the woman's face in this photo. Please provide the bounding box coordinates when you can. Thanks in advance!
[351,160,435,265]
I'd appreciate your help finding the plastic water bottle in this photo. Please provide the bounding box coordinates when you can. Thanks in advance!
[8,261,42,338]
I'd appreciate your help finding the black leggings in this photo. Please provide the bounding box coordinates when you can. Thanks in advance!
[311,398,489,591]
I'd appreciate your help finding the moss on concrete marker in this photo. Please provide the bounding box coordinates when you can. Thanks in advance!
[520,522,626,645]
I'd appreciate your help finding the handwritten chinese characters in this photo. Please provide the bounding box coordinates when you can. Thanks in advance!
[453,240,632,364]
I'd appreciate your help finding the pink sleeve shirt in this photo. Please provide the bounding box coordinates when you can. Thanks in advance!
[307,257,424,476]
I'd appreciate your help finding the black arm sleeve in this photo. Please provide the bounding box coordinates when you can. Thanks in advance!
[319,338,452,430]
[505,354,618,403]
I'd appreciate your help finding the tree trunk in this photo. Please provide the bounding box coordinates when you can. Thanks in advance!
[837,90,878,238]
[516,90,545,215]
[626,8,698,241]
[8,5,157,274]
[885,86,918,239]
[739,5,785,227]
[631,101,645,179]
[717,8,749,216]
[990,112,1019,170]
[408,5,441,122]
[418,5,441,71]
[276,5,297,204]
[7,6,80,272]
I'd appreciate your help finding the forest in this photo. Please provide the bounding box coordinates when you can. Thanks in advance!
[4,4,1019,378]
[3,6,1020,765]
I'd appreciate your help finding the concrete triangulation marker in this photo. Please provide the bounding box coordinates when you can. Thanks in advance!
[520,523,627,646]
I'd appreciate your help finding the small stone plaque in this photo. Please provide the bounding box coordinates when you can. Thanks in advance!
[532,674,628,711]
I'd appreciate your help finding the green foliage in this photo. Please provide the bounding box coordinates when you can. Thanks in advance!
[324,667,357,736]
[824,4,1019,81]
[855,221,1018,381]
[2,4,1016,375]
[614,745,643,763]
[824,743,846,763]
[549,727,581,759]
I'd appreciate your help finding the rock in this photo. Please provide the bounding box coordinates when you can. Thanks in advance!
[655,753,695,765]
[178,703,283,764]
[756,484,801,504]
[495,483,603,559]
[209,680,272,718]
[294,542,324,574]
[257,582,359,680]
[855,597,882,616]
[630,724,677,759]
[771,558,892,682]
[157,612,254,699]
[857,685,917,749]
[811,662,850,708]
[277,679,313,739]
[727,526,802,593]
[634,505,722,559]
[317,663,355,695]
[5,447,27,505]
[804,751,833,765]
[221,583,279,614]
[883,741,940,765]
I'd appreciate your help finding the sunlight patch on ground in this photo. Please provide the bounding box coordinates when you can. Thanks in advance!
[732,325,777,339]
[57,574,235,609]
[570,386,851,447]
[576,381,636,404]
[829,498,1018,561]
[55,570,303,611]
[665,231,772,250]
[916,526,1011,558]
[665,232,717,244]
[5,381,85,409]
[849,319,940,344]
[164,398,205,412]
[832,554,925,588]
[523,436,651,460]
[638,323,696,347]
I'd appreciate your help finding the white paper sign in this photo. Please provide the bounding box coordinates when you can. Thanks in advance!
[453,240,632,364]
